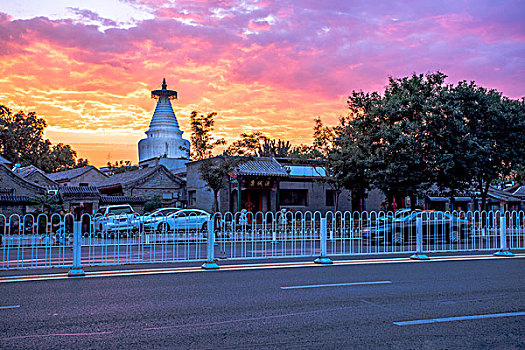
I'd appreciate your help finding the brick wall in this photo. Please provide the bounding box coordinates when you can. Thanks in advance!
[123,169,183,201]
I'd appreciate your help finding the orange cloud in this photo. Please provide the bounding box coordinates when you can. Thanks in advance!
[0,1,522,167]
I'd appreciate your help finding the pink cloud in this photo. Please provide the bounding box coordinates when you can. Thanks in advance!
[0,0,523,165]
[248,20,270,31]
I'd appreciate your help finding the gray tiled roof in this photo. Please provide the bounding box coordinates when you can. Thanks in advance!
[96,167,158,188]
[19,165,44,177]
[488,188,522,202]
[0,195,31,204]
[100,196,146,204]
[59,186,100,195]
[47,166,101,181]
[234,157,288,177]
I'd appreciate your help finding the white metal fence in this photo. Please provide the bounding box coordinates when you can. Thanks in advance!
[1,210,523,272]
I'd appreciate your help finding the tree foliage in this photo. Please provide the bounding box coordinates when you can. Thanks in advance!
[344,72,525,210]
[227,132,293,158]
[257,139,292,157]
[29,194,61,215]
[440,82,525,208]
[347,72,448,208]
[0,105,89,173]
[299,117,370,211]
[106,160,138,174]
[226,132,268,156]
[198,155,244,213]
[189,110,245,212]
[189,111,225,161]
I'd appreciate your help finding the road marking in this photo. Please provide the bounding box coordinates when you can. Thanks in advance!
[144,305,355,331]
[394,311,525,326]
[0,305,20,310]
[0,253,523,283]
[281,281,392,290]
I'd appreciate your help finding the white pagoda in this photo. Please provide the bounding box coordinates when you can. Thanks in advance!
[138,79,190,170]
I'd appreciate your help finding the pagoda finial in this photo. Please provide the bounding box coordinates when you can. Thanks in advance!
[151,78,177,100]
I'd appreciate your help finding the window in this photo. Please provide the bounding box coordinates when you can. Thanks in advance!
[326,190,336,206]
[188,190,196,206]
[280,189,308,206]
[79,183,89,187]
[107,205,134,215]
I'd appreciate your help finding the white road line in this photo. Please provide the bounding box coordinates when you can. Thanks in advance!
[394,311,525,326]
[281,281,392,290]
[0,305,20,310]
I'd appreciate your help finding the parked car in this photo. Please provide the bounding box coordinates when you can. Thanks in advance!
[144,209,210,233]
[93,204,138,237]
[139,207,180,230]
[363,210,472,244]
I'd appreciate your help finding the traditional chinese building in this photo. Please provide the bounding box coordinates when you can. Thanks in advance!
[19,165,58,188]
[185,157,369,214]
[96,165,185,208]
[47,166,107,187]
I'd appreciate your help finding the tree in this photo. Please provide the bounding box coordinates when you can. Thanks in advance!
[226,132,269,156]
[106,160,138,174]
[0,105,89,173]
[143,195,162,213]
[346,72,525,211]
[441,82,525,209]
[347,72,449,209]
[335,116,371,212]
[227,132,294,158]
[257,139,292,157]
[0,105,49,167]
[189,111,225,160]
[198,155,244,213]
[291,118,349,211]
[29,194,61,215]
[189,110,244,212]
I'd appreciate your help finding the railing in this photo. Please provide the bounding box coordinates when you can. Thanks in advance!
[1,210,523,272]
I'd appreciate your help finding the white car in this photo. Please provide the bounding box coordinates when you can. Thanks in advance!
[140,207,181,229]
[93,205,138,237]
[144,209,210,233]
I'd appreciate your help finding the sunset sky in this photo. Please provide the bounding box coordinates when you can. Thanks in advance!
[1,0,524,166]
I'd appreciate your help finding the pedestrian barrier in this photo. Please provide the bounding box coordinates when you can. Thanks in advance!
[1,210,523,272]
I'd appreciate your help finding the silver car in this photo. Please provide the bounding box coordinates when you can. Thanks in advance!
[144,209,211,233]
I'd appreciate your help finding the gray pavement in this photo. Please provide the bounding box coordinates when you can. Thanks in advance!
[1,257,524,349]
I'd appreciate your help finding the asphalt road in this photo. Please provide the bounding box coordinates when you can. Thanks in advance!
[1,258,524,349]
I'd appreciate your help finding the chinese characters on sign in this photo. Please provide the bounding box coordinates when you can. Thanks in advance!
[247,179,273,188]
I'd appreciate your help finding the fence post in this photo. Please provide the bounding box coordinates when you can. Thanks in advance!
[329,218,335,242]
[202,219,220,269]
[314,217,333,264]
[68,221,85,277]
[493,216,514,257]
[410,217,429,260]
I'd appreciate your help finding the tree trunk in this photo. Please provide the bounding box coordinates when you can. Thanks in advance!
[409,193,417,211]
[481,180,490,211]
[213,189,219,213]
[334,190,340,212]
